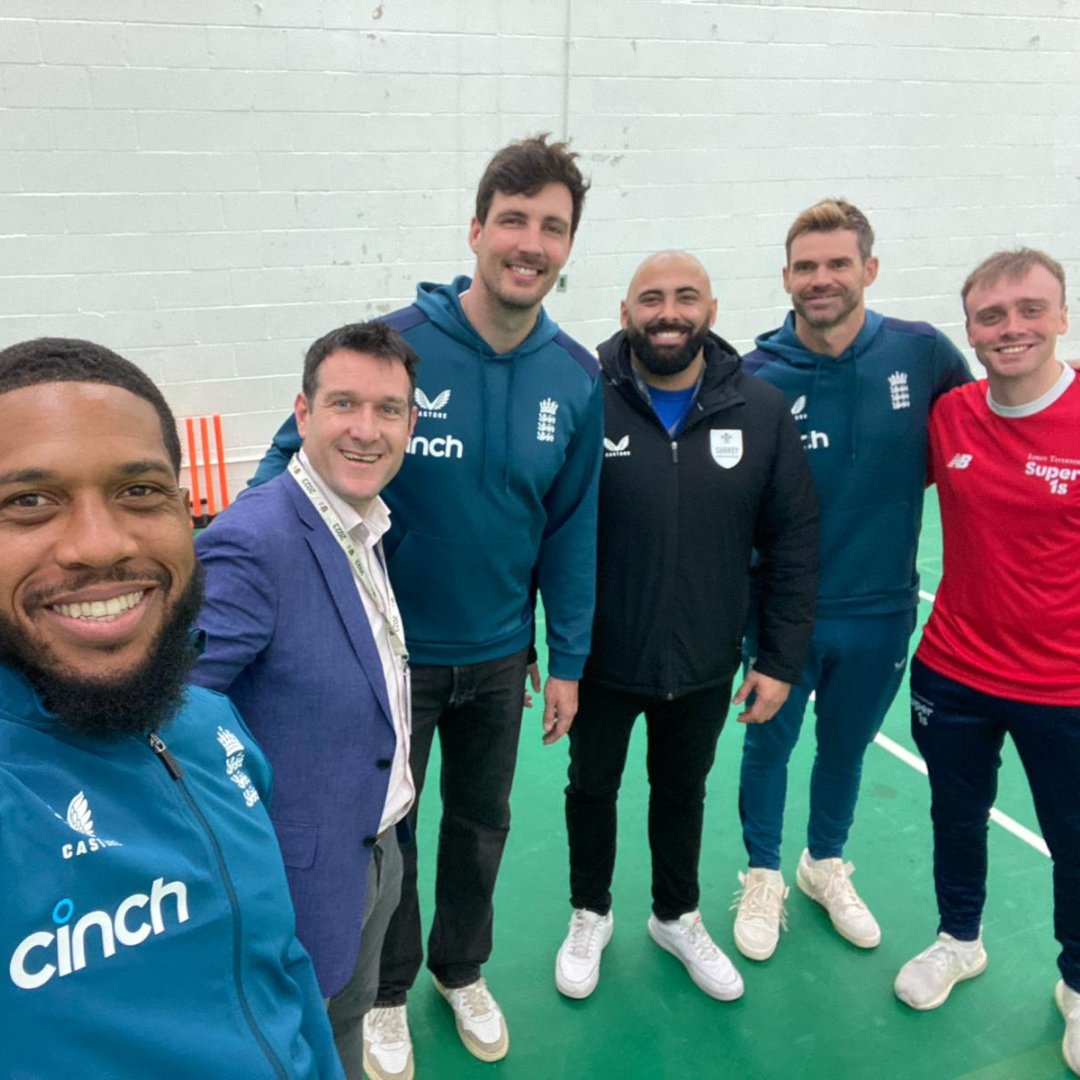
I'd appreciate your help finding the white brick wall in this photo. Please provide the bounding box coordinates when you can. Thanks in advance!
[1,0,1078,494]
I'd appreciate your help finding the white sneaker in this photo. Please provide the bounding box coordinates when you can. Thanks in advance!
[894,932,987,1010]
[647,911,744,1001]
[555,908,614,999]
[362,1005,414,1080]
[795,849,881,948]
[732,868,789,961]
[1056,979,1080,1076]
[432,976,509,1062]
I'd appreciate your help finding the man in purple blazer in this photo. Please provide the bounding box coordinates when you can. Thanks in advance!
[192,320,419,1080]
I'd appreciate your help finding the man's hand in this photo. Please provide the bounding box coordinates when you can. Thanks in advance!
[524,662,541,710]
[542,676,579,744]
[732,670,791,724]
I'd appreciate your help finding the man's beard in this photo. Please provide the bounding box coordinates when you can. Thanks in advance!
[626,321,710,378]
[792,288,860,331]
[0,565,205,740]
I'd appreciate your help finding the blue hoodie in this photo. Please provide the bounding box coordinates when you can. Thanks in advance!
[249,277,603,678]
[0,665,342,1080]
[743,310,971,617]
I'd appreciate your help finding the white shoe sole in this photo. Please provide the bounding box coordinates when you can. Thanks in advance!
[895,951,987,1011]
[795,867,881,949]
[647,919,744,1002]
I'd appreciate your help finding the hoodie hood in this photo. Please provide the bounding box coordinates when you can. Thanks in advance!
[753,309,886,366]
[414,276,561,359]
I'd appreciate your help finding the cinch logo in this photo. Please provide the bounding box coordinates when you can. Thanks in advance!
[790,395,807,422]
[9,878,189,991]
[604,435,630,458]
[408,434,464,459]
[800,430,830,450]
[59,791,121,860]
[416,388,451,420]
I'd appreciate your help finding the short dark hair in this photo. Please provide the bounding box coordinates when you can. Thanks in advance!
[475,133,591,238]
[786,198,875,263]
[0,337,182,474]
[962,248,1067,311]
[302,321,420,404]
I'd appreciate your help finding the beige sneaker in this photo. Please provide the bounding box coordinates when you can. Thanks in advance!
[795,849,881,948]
[433,976,509,1062]
[732,868,789,961]
[362,1005,414,1080]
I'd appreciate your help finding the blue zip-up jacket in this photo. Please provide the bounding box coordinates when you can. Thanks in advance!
[743,310,971,617]
[0,665,343,1080]
[250,277,604,678]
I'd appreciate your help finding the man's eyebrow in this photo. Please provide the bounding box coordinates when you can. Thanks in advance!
[0,460,175,486]
[117,459,176,478]
[0,467,58,486]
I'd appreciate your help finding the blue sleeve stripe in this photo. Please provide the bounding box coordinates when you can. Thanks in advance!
[880,316,937,339]
[382,304,428,334]
[553,329,600,380]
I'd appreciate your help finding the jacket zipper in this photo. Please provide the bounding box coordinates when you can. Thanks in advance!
[147,731,289,1080]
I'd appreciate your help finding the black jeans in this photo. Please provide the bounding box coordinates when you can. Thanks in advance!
[565,678,732,922]
[375,648,528,1003]
[911,657,1080,991]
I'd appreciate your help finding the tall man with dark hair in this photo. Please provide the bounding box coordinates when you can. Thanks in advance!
[0,337,341,1080]
[731,199,971,962]
[554,251,818,1003]
[894,249,1080,1078]
[193,321,419,1080]
[250,135,603,1078]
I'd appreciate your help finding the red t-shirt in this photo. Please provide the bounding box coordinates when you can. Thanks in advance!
[917,367,1080,705]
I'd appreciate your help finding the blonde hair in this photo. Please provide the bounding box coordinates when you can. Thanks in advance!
[961,248,1066,310]
[785,198,874,262]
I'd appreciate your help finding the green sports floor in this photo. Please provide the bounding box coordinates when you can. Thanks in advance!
[404,492,1068,1079]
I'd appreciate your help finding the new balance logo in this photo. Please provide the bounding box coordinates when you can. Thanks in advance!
[790,395,807,421]
[889,371,910,410]
[947,454,973,469]
[59,792,121,860]
[604,435,630,458]
[9,878,190,990]
[416,388,451,419]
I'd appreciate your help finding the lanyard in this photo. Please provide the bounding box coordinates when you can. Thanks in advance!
[288,456,409,664]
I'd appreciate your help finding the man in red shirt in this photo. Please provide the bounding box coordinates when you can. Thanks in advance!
[894,249,1080,1077]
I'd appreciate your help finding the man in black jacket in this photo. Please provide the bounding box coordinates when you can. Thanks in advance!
[554,251,818,1002]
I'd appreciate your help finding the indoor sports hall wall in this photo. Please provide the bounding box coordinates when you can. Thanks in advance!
[1,0,1078,487]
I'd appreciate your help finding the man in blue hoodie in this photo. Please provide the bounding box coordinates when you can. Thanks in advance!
[730,200,971,963]
[0,337,341,1080]
[249,135,603,1079]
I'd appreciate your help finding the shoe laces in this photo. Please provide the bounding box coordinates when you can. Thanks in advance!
[454,979,496,1021]
[731,874,789,931]
[367,1006,408,1047]
[681,915,721,962]
[566,911,607,959]
[818,860,867,914]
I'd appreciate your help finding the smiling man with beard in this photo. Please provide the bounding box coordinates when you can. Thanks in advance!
[553,251,818,1004]
[0,338,341,1080]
